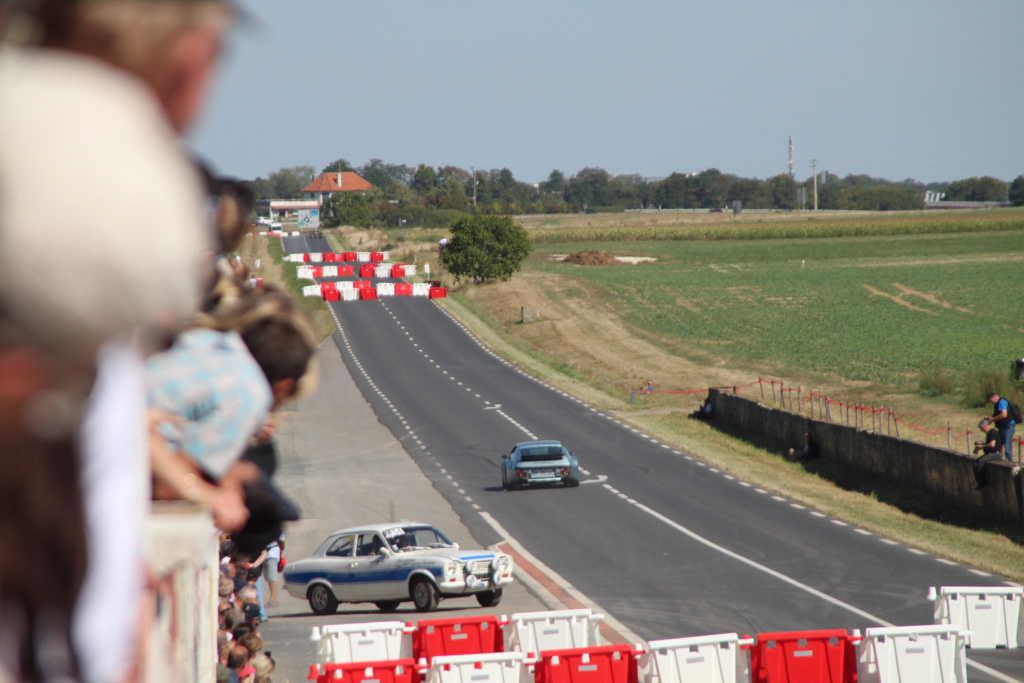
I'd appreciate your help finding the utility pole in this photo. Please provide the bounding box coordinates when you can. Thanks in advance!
[810,159,818,211]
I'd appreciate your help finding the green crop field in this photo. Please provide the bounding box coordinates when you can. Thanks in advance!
[527,229,1024,385]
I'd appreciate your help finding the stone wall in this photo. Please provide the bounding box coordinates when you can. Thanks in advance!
[709,389,1023,526]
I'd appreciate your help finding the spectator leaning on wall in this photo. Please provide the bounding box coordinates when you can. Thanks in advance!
[972,418,1004,489]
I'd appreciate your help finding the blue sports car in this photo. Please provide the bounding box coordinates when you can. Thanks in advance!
[282,523,513,614]
[501,440,581,490]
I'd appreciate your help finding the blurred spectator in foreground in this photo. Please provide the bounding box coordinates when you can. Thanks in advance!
[0,0,234,679]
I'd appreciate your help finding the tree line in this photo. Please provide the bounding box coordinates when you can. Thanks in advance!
[245,158,1024,228]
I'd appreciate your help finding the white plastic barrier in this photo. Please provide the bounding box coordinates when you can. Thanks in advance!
[930,585,1024,648]
[856,624,967,683]
[377,282,396,297]
[290,230,300,236]
[285,253,305,263]
[322,265,338,277]
[336,280,355,290]
[404,264,417,277]
[341,288,359,301]
[412,283,431,297]
[310,621,413,665]
[301,285,322,298]
[309,252,323,262]
[375,265,392,278]
[380,251,390,262]
[639,633,750,683]
[502,609,603,655]
[297,265,314,280]
[424,652,530,683]
[356,251,371,262]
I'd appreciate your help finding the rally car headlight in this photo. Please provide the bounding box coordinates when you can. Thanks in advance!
[495,556,511,573]
[445,561,460,577]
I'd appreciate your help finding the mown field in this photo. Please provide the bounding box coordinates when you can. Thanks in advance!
[527,230,1024,386]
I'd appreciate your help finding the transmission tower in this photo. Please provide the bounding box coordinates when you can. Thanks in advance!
[788,136,795,178]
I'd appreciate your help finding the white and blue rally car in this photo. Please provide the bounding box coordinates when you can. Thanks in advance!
[283,522,514,614]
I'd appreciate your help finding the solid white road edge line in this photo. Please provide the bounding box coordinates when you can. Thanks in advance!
[480,511,641,645]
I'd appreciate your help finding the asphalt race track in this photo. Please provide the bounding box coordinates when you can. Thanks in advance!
[280,233,1024,682]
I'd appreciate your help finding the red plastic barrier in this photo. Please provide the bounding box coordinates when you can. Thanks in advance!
[322,252,337,262]
[353,280,370,290]
[413,615,503,662]
[310,266,324,277]
[337,265,354,277]
[395,283,413,296]
[319,282,338,295]
[360,287,378,300]
[359,264,376,278]
[391,265,406,278]
[535,645,638,683]
[429,287,447,299]
[342,252,357,262]
[747,630,857,683]
[310,659,418,683]
[323,289,341,302]
[370,252,384,262]
[302,253,311,263]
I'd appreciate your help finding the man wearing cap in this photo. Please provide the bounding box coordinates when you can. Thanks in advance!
[973,418,1005,488]
[986,392,1016,462]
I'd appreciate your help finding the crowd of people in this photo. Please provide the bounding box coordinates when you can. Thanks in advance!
[215,534,283,682]
[0,1,312,680]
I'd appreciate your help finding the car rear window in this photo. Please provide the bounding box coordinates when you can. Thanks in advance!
[520,447,565,462]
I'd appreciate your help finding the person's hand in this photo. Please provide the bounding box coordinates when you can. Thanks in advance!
[208,485,249,533]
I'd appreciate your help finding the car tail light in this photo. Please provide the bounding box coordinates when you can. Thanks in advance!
[517,470,527,477]
[558,469,569,475]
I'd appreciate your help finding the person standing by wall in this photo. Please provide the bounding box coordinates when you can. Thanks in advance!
[986,392,1016,462]
[972,418,1004,488]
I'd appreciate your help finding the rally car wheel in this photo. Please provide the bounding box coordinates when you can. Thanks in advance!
[308,584,339,615]
[476,589,503,607]
[411,577,439,612]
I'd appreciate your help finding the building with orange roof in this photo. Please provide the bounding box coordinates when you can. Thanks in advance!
[301,171,373,204]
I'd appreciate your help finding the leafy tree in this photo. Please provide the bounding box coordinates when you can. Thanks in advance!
[652,172,695,208]
[607,174,649,208]
[439,215,531,283]
[428,178,471,211]
[693,168,730,208]
[539,169,566,196]
[837,185,922,210]
[728,177,771,209]
[1009,176,1024,206]
[437,165,470,186]
[260,165,315,199]
[411,164,438,195]
[321,158,357,174]
[358,159,411,190]
[769,174,799,209]
[946,176,1007,202]
[320,189,382,228]
[566,167,612,209]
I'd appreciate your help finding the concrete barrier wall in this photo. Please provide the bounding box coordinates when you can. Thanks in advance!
[143,502,219,683]
[709,389,1023,526]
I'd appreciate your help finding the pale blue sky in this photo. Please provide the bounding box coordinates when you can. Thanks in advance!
[189,1,1024,186]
